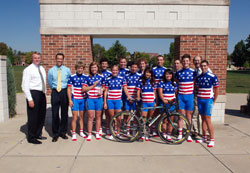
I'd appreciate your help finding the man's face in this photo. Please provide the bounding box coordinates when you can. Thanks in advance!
[182,58,190,69]
[101,61,108,70]
[174,60,182,71]
[201,62,208,73]
[157,56,164,66]
[139,61,146,71]
[56,55,64,67]
[76,67,84,74]
[131,64,138,73]
[119,59,127,68]
[194,56,201,68]
[32,54,41,66]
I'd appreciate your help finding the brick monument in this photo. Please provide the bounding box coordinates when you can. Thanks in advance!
[39,0,230,123]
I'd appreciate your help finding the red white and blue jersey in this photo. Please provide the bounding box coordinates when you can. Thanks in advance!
[125,72,142,98]
[136,79,157,103]
[82,74,105,99]
[105,76,127,100]
[153,66,167,85]
[67,73,87,99]
[175,68,196,95]
[158,81,178,101]
[101,69,112,81]
[195,72,219,99]
[137,70,144,76]
[118,68,130,78]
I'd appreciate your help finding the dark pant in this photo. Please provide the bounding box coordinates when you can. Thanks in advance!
[27,90,46,140]
[51,89,69,137]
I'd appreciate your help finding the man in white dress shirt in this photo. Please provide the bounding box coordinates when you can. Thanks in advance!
[22,52,47,144]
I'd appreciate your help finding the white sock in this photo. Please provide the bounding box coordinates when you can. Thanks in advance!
[208,138,215,147]
[163,133,167,138]
[167,132,172,140]
[99,128,102,136]
[72,131,77,141]
[80,130,86,138]
[87,133,92,141]
[96,131,101,140]
[187,136,193,142]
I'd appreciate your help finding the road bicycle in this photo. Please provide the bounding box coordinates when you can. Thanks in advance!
[109,99,191,144]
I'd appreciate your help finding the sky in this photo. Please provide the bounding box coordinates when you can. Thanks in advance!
[0,0,249,54]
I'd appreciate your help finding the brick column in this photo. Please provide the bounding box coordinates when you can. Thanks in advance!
[174,35,228,123]
[41,35,93,94]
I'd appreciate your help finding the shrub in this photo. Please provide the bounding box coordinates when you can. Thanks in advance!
[7,58,16,117]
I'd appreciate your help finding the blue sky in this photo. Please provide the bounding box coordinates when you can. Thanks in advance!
[0,0,249,54]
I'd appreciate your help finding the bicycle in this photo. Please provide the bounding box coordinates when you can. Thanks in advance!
[109,99,191,144]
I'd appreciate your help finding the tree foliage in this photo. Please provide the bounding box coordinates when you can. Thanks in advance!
[0,42,8,55]
[231,40,247,67]
[24,51,33,64]
[93,44,106,62]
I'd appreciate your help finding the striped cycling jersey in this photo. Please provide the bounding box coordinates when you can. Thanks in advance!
[153,66,167,85]
[101,69,112,81]
[136,79,157,103]
[82,74,105,99]
[158,81,177,101]
[175,68,196,95]
[105,76,127,100]
[67,73,87,99]
[195,72,219,99]
[125,72,142,98]
[118,68,130,78]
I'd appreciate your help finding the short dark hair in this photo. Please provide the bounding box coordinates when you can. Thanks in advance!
[156,55,164,60]
[75,61,85,70]
[181,54,191,61]
[138,58,147,65]
[99,58,109,64]
[56,53,64,59]
[119,57,127,62]
[111,65,119,71]
[201,60,209,65]
[131,61,138,67]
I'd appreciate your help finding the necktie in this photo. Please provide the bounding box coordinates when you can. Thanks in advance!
[57,68,61,92]
[38,66,45,93]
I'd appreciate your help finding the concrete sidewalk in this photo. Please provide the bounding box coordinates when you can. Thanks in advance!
[0,93,250,173]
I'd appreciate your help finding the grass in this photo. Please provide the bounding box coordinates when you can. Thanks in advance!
[13,66,25,93]
[226,71,250,93]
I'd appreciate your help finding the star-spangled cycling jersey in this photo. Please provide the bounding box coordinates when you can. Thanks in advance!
[158,81,178,101]
[118,68,130,78]
[175,68,196,95]
[82,74,105,99]
[105,76,127,100]
[136,79,157,103]
[195,72,219,99]
[101,69,112,81]
[137,70,144,76]
[153,66,167,84]
[125,72,142,98]
[67,73,87,99]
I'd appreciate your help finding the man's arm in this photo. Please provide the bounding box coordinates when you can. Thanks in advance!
[67,86,73,107]
[213,87,219,104]
[21,69,34,108]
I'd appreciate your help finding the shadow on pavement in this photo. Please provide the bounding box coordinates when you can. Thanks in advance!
[225,109,250,119]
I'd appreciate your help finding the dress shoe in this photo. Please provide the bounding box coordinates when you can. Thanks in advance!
[60,134,68,140]
[28,139,42,144]
[37,136,47,140]
[52,136,59,142]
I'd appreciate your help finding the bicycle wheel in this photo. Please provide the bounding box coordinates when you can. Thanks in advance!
[158,112,191,144]
[109,111,141,142]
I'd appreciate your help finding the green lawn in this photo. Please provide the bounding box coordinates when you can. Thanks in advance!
[226,71,250,93]
[13,66,25,93]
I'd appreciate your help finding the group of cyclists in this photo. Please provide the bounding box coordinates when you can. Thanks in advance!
[67,54,219,148]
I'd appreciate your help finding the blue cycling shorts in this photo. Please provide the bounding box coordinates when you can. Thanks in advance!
[159,102,176,112]
[72,98,86,111]
[177,94,194,111]
[197,98,213,116]
[125,100,137,111]
[107,99,122,110]
[86,98,103,111]
[142,102,155,112]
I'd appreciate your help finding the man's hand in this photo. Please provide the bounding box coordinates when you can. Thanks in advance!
[104,103,107,110]
[28,101,35,108]
[93,81,99,86]
[163,100,169,104]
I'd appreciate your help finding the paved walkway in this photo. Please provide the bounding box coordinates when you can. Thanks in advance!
[0,93,250,173]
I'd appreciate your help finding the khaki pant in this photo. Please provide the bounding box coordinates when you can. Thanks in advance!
[192,95,200,134]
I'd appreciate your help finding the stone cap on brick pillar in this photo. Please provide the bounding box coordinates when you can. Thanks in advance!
[39,0,230,6]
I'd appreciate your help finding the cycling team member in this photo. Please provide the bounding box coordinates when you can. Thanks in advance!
[158,69,178,141]
[100,58,112,136]
[136,67,157,141]
[138,58,147,75]
[195,60,219,148]
[118,57,130,77]
[82,62,105,141]
[67,61,87,141]
[175,54,196,142]
[104,65,132,139]
[174,59,182,73]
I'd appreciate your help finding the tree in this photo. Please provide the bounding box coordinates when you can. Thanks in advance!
[24,51,33,64]
[0,42,8,55]
[243,61,249,69]
[245,34,250,62]
[93,44,106,62]
[231,40,247,67]
[104,40,127,66]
